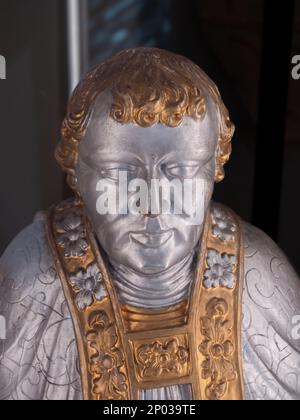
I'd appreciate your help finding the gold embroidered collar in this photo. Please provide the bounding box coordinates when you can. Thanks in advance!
[47,199,244,400]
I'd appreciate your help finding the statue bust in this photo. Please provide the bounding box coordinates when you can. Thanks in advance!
[0,48,299,401]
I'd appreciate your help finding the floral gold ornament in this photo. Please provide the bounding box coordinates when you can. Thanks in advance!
[204,250,237,289]
[199,298,236,400]
[86,310,128,400]
[134,336,190,380]
[212,207,236,241]
[47,199,131,400]
[56,212,88,257]
[69,264,107,310]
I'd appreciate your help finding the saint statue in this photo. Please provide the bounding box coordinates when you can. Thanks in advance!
[0,48,299,401]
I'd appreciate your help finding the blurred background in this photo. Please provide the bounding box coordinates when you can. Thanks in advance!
[0,0,299,273]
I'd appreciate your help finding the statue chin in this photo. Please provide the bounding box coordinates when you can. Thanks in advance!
[93,221,203,275]
[114,248,176,275]
[106,243,175,275]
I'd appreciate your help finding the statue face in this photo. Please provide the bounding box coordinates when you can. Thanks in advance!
[76,92,219,274]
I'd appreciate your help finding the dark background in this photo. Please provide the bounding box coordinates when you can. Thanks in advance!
[0,0,299,273]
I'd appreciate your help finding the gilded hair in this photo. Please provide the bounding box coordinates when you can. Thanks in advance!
[56,47,235,188]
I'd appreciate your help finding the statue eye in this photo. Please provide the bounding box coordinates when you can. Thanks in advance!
[99,166,139,181]
[164,165,200,179]
[99,168,119,181]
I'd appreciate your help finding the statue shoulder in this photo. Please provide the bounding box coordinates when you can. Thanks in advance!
[0,212,57,299]
[241,220,300,300]
[0,212,60,320]
[241,221,300,400]
[0,212,82,400]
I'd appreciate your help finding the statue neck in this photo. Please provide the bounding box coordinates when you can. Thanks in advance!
[108,249,197,310]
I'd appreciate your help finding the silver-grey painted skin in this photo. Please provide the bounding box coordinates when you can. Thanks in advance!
[0,95,299,400]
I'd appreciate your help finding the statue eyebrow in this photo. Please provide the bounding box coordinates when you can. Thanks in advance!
[164,149,214,164]
[165,162,203,168]
[82,152,143,169]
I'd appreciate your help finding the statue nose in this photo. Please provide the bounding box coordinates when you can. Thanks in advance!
[144,212,160,218]
[144,211,164,233]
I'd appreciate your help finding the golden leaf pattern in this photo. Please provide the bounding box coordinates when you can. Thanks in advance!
[199,298,237,400]
[86,310,128,400]
[135,337,189,379]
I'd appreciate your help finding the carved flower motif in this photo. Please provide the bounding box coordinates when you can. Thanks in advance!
[56,213,88,258]
[136,338,189,378]
[70,263,107,310]
[204,249,236,289]
[212,207,236,241]
[199,298,237,400]
[86,311,128,400]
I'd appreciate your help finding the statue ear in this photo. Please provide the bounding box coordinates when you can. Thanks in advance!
[67,173,76,190]
[214,144,225,183]
[214,105,234,183]
[67,173,83,201]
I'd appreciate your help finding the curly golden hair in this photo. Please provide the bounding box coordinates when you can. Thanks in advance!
[56,48,235,189]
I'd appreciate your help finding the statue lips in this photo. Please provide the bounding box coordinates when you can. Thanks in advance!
[130,230,173,248]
